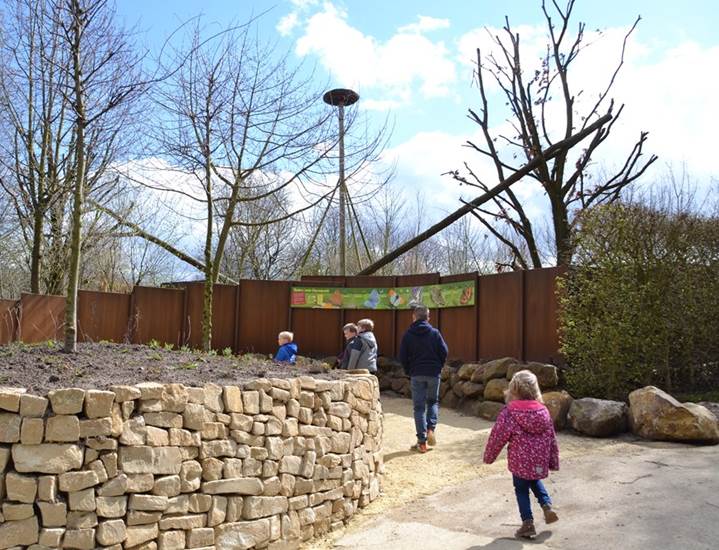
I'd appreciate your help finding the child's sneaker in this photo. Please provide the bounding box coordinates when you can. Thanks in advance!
[427,429,437,446]
[515,520,536,539]
[410,441,428,453]
[542,504,559,524]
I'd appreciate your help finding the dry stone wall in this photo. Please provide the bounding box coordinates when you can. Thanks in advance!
[0,374,383,549]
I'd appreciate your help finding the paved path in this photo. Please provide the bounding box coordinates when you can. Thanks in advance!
[307,395,719,550]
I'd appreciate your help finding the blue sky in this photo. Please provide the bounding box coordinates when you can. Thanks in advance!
[116,0,719,223]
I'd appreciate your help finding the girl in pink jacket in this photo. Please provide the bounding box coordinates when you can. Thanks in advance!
[484,370,560,539]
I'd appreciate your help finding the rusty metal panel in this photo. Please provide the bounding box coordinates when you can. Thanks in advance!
[291,306,343,359]
[345,275,397,358]
[394,273,441,357]
[131,286,184,347]
[211,284,238,352]
[438,273,478,362]
[183,282,204,349]
[0,299,18,344]
[78,290,131,343]
[524,267,564,364]
[19,293,65,343]
[478,271,524,361]
[237,280,291,356]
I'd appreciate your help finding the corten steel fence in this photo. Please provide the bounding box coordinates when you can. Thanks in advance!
[0,267,565,364]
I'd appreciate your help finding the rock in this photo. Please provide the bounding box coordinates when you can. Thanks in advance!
[0,413,21,442]
[45,415,81,442]
[96,496,128,518]
[215,519,271,549]
[186,527,214,547]
[13,444,83,473]
[242,496,289,520]
[481,357,519,383]
[19,394,48,417]
[202,478,264,495]
[507,363,559,389]
[483,378,509,403]
[20,417,44,444]
[129,494,169,512]
[96,519,127,545]
[58,471,99,492]
[62,528,96,549]
[0,516,39,548]
[48,388,85,415]
[440,391,459,409]
[5,472,38,503]
[125,523,159,547]
[478,401,505,421]
[110,385,142,402]
[38,501,66,527]
[0,387,26,412]
[460,381,484,398]
[568,398,628,437]
[84,390,115,418]
[543,391,574,430]
[458,363,481,381]
[628,386,719,443]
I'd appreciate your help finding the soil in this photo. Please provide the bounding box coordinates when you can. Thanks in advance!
[0,341,344,394]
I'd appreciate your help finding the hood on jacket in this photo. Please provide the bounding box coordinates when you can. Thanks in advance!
[358,331,377,347]
[407,320,433,335]
[282,342,298,353]
[507,400,552,434]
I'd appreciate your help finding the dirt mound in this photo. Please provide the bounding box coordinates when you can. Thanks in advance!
[0,342,342,394]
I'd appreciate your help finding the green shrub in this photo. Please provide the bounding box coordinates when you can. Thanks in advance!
[559,202,719,400]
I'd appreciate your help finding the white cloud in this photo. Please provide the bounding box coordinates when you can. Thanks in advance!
[398,15,450,34]
[294,2,456,106]
[276,12,299,36]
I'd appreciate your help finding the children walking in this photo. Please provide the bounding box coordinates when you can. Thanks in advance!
[483,370,560,539]
[274,331,297,364]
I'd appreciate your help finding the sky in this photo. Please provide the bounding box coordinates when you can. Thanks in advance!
[115,0,719,228]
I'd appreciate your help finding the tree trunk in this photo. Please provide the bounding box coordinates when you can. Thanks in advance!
[64,0,86,353]
[551,194,573,267]
[30,206,44,293]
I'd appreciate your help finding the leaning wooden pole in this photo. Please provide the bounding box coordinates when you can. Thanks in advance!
[358,114,612,275]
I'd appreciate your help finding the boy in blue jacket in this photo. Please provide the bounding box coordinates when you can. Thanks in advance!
[274,331,298,364]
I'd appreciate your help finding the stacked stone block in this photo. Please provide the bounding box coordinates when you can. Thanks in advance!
[0,374,383,549]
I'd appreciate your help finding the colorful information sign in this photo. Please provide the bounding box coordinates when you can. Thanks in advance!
[290,280,475,309]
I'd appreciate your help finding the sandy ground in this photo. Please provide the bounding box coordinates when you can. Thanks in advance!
[305,394,719,550]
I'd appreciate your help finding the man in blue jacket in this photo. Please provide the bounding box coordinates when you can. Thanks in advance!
[399,304,448,453]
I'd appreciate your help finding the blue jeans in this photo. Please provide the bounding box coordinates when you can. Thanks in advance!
[411,375,440,443]
[513,475,552,521]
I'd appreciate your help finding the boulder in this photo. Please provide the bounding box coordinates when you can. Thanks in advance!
[460,382,485,398]
[470,366,487,384]
[507,362,559,390]
[478,401,505,421]
[481,357,520,383]
[542,391,573,430]
[458,363,481,381]
[440,391,460,410]
[628,386,719,444]
[483,378,509,403]
[568,398,628,437]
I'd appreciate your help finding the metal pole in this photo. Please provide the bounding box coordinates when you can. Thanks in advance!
[338,104,346,276]
[323,88,359,277]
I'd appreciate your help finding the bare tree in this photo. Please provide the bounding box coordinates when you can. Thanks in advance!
[50,0,147,351]
[449,0,657,267]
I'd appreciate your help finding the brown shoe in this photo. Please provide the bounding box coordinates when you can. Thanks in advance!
[515,520,536,539]
[542,504,559,524]
[427,429,437,446]
[410,442,428,453]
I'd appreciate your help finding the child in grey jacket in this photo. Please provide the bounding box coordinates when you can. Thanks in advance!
[347,318,378,373]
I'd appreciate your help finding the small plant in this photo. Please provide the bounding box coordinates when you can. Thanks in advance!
[149,352,162,361]
[46,339,58,349]
[99,339,112,345]
[179,345,190,353]
[148,339,161,349]
[177,362,198,370]
[206,349,217,357]
[163,342,174,351]
[222,347,233,357]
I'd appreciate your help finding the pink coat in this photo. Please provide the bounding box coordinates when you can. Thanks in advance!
[483,400,560,480]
